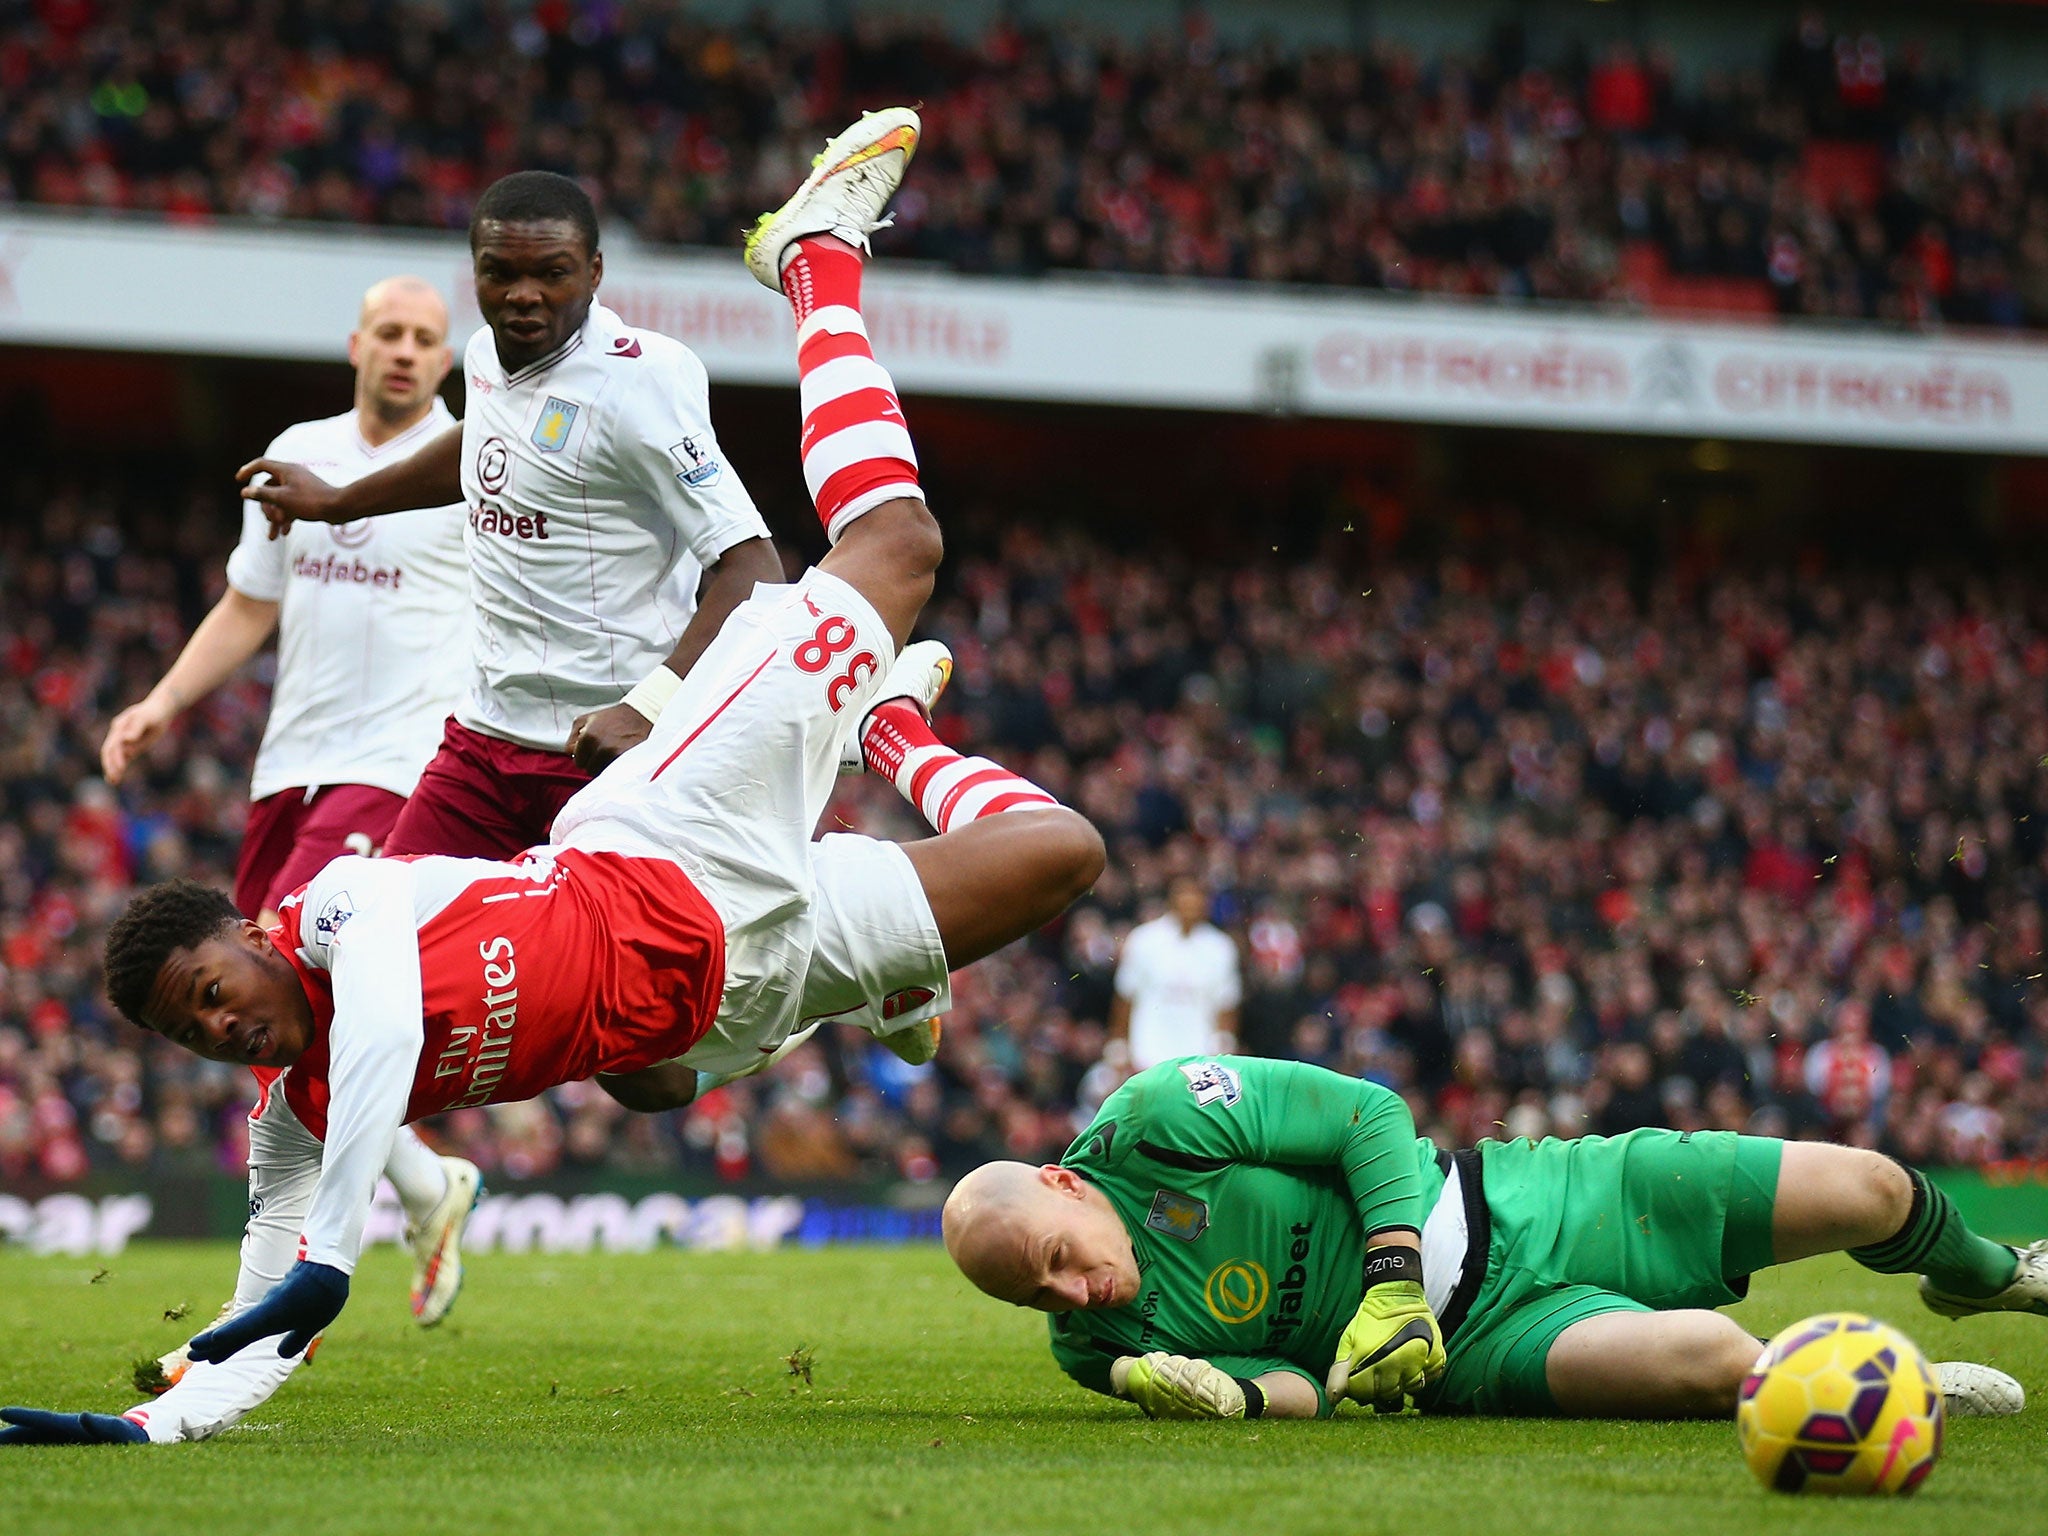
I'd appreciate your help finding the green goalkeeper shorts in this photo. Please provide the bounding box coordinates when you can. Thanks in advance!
[1424,1129,1782,1416]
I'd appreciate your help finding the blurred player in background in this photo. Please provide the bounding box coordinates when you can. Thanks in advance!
[100,276,482,1364]
[0,107,1108,1447]
[1109,877,1241,1071]
[944,1057,2040,1422]
[235,172,784,862]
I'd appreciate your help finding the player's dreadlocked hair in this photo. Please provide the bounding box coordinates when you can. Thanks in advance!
[103,880,243,1026]
[469,171,601,257]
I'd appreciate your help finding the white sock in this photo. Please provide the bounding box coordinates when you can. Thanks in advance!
[383,1127,449,1226]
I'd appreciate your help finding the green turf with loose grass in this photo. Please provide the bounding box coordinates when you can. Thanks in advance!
[0,1243,2040,1535]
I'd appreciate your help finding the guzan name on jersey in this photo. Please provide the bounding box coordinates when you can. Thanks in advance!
[225,403,469,801]
[456,303,772,751]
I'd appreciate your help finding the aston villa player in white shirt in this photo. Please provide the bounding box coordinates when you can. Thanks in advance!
[100,277,483,1341]
[1110,878,1243,1070]
[103,277,468,905]
[236,172,784,862]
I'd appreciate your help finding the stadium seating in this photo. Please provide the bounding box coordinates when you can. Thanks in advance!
[2,466,2043,1190]
[1,5,2044,328]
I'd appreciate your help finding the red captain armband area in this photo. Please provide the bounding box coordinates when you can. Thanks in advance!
[1361,1244,1424,1289]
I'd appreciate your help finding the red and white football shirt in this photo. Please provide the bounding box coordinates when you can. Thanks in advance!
[267,851,723,1271]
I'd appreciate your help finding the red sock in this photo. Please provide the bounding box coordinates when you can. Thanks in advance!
[781,236,862,326]
[782,238,921,543]
[861,700,1058,832]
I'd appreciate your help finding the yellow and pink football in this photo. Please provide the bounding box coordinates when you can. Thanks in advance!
[1736,1311,1943,1495]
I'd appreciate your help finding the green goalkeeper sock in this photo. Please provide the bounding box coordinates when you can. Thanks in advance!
[1849,1164,2017,1298]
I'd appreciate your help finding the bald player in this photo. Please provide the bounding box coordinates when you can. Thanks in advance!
[944,1057,2039,1422]
[103,276,482,1342]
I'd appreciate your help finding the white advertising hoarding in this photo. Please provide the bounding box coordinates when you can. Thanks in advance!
[3,208,2046,453]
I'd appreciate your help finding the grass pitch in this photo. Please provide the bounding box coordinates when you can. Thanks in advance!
[1,1243,2041,1536]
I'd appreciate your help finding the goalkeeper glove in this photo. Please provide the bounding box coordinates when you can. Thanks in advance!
[1110,1353,1263,1420]
[1325,1245,1446,1410]
[0,1408,148,1446]
[189,1261,349,1361]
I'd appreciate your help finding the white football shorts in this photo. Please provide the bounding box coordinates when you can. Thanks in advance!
[550,568,948,1074]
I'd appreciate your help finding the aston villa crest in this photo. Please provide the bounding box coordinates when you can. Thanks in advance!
[532,396,579,452]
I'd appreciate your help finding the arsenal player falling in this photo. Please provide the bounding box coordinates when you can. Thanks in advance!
[0,107,1106,1447]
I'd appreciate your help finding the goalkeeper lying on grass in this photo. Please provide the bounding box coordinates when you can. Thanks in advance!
[943,1057,2042,1421]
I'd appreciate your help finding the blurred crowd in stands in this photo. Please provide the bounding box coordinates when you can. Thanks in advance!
[3,459,2046,1193]
[5,2,2048,326]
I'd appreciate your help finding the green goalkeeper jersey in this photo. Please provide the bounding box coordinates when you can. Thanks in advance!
[1048,1057,1443,1415]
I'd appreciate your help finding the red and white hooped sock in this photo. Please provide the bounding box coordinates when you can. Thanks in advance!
[781,238,921,543]
[860,699,1058,832]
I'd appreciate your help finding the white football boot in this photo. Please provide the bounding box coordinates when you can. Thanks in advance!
[147,1343,190,1393]
[1934,1361,2026,1417]
[839,638,954,775]
[743,107,921,292]
[1920,1238,2048,1320]
[408,1155,483,1327]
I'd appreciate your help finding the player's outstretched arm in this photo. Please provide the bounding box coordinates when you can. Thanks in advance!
[102,587,279,784]
[0,1408,149,1446]
[187,1263,350,1363]
[239,423,463,538]
[11,1103,330,1447]
[138,1087,328,1438]
[255,862,422,1343]
[188,858,424,1375]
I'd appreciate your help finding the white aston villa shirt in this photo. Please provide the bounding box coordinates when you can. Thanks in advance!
[225,401,468,801]
[1114,915,1244,1070]
[455,302,771,751]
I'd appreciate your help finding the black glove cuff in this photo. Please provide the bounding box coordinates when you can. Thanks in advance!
[1361,1243,1423,1288]
[1232,1378,1266,1419]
